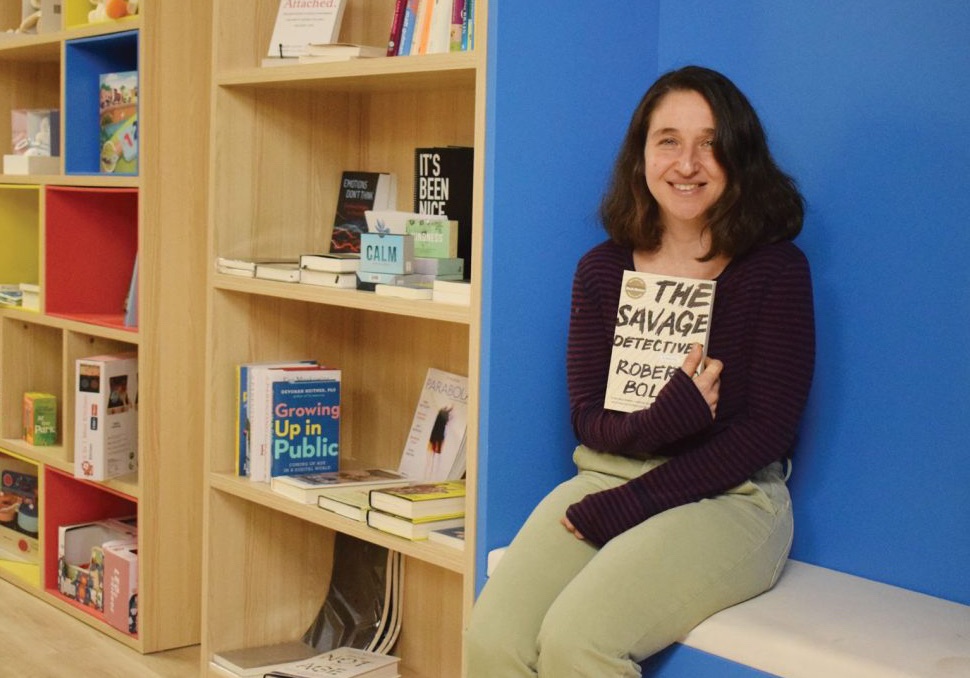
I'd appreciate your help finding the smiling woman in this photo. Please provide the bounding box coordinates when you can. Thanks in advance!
[465,65,815,678]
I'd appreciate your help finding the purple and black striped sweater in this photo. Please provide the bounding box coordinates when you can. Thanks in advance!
[564,238,815,546]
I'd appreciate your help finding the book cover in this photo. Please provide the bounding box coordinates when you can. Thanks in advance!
[248,364,338,482]
[366,510,464,541]
[369,480,465,521]
[359,233,414,275]
[237,360,316,477]
[11,108,59,157]
[266,0,348,58]
[386,0,407,55]
[267,645,399,677]
[23,392,57,446]
[413,147,474,279]
[405,218,458,259]
[426,0,454,54]
[398,367,468,480]
[604,270,716,413]
[429,524,465,549]
[269,379,341,478]
[329,172,397,255]
[397,0,421,56]
[300,252,360,273]
[99,71,138,174]
[271,468,407,504]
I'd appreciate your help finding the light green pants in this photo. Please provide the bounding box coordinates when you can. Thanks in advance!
[465,445,793,677]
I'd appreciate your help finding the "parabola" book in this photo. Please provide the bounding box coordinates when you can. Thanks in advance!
[604,270,716,413]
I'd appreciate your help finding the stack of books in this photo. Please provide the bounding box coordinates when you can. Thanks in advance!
[298,253,360,289]
[432,279,471,305]
[365,480,466,541]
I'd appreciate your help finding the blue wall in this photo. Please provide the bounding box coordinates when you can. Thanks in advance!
[479,0,970,607]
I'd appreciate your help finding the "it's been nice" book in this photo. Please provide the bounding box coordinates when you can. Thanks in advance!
[604,271,715,412]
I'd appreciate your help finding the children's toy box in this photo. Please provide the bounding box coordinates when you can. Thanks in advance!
[74,353,138,481]
[23,392,57,446]
[57,518,137,611]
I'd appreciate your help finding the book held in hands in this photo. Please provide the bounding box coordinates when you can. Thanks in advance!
[604,271,716,412]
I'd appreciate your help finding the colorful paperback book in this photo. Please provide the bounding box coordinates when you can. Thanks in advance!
[398,367,469,480]
[99,71,138,174]
[604,271,716,413]
[248,364,339,482]
[329,171,397,255]
[237,360,316,476]
[271,468,407,504]
[368,480,465,521]
[269,379,341,478]
[263,646,399,678]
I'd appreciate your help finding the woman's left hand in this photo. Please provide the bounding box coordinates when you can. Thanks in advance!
[560,515,586,541]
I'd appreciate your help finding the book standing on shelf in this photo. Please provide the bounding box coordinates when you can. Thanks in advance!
[266,0,348,59]
[99,71,138,174]
[397,367,469,480]
[23,392,57,446]
[413,146,474,279]
[247,364,340,482]
[605,271,716,413]
[271,468,407,504]
[329,171,397,255]
[386,0,407,55]
[268,378,341,478]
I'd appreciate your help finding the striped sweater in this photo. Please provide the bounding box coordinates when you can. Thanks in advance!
[564,239,815,546]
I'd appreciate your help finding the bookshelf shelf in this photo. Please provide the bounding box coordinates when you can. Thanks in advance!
[202,1,485,675]
[0,1,210,654]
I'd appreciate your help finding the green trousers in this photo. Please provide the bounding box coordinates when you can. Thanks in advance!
[465,445,793,677]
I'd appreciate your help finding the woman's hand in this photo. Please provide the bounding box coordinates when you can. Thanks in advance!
[560,515,586,541]
[682,343,722,418]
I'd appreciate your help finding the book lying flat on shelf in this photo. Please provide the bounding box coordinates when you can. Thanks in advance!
[264,647,400,678]
[255,261,301,282]
[431,278,471,305]
[300,253,360,273]
[604,270,716,413]
[397,368,469,480]
[428,524,466,550]
[271,468,407,504]
[369,480,466,521]
[297,42,386,63]
[366,509,465,542]
[316,486,378,522]
[374,283,432,300]
[300,269,358,289]
[212,640,319,677]
[217,257,298,277]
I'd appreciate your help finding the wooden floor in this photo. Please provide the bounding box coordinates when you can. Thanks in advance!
[0,579,201,677]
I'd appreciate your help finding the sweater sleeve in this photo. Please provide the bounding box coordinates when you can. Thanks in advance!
[566,249,815,546]
[567,257,715,458]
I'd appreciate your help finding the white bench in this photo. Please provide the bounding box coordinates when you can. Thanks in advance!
[486,552,970,677]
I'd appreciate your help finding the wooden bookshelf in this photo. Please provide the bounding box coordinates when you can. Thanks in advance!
[0,0,210,653]
[201,1,486,676]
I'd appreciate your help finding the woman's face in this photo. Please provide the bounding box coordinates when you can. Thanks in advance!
[644,89,726,233]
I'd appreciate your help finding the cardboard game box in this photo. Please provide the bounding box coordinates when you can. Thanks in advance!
[57,518,137,611]
[74,352,138,481]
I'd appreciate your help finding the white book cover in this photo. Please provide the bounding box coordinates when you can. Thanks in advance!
[263,646,399,678]
[398,367,468,481]
[604,270,716,413]
[266,0,348,58]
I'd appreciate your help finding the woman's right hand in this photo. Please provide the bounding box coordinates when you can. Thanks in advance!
[682,344,722,418]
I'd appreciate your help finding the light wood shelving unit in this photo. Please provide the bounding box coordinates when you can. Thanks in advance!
[0,0,210,653]
[201,1,486,676]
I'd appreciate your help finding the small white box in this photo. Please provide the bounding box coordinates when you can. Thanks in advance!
[74,352,138,481]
